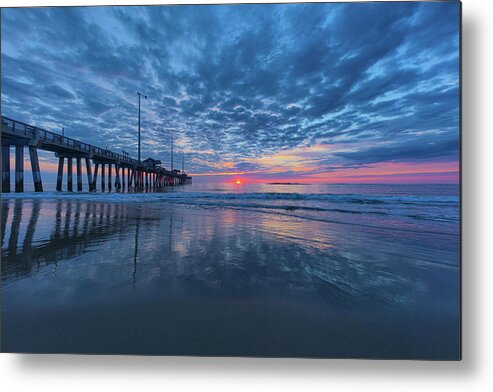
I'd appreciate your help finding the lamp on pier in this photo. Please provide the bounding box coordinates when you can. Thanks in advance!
[137,92,147,163]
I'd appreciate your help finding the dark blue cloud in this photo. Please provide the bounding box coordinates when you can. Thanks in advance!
[1,2,460,175]
[336,132,459,164]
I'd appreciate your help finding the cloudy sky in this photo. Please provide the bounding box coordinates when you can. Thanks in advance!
[1,2,460,183]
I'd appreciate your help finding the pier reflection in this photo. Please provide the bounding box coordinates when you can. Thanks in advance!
[1,199,164,281]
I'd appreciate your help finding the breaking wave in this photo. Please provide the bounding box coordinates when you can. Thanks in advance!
[2,190,459,206]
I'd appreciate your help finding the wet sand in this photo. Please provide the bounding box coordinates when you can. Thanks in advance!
[1,198,460,358]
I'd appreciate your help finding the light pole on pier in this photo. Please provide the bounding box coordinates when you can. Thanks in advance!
[137,92,147,163]
[171,137,174,171]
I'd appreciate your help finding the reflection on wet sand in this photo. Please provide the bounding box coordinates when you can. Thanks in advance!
[1,198,458,305]
[3,200,139,279]
[1,198,459,358]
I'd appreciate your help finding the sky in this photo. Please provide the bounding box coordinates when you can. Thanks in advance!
[1,2,460,184]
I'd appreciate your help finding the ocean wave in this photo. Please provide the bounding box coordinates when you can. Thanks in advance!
[2,190,459,227]
[1,190,459,206]
[210,203,458,236]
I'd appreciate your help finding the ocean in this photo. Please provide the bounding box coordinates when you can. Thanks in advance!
[1,183,460,358]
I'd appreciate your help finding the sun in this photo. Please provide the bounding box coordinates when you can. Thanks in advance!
[235,179,242,185]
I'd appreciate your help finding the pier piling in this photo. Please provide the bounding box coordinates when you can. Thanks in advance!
[56,157,64,191]
[67,157,73,192]
[101,163,106,191]
[92,163,99,191]
[108,163,112,191]
[85,158,93,191]
[28,146,43,192]
[76,157,83,192]
[115,164,121,189]
[2,145,11,193]
[15,145,24,193]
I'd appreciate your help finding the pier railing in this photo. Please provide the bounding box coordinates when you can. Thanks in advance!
[2,116,139,166]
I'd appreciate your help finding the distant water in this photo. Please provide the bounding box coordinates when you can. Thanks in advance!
[1,183,460,358]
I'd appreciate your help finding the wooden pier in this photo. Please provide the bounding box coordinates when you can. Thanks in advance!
[1,116,192,193]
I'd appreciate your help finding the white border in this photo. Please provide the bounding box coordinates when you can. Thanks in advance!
[2,0,493,391]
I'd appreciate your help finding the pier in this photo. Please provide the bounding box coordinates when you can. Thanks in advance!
[1,116,192,193]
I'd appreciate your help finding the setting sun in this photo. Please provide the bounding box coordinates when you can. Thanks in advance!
[235,179,242,185]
